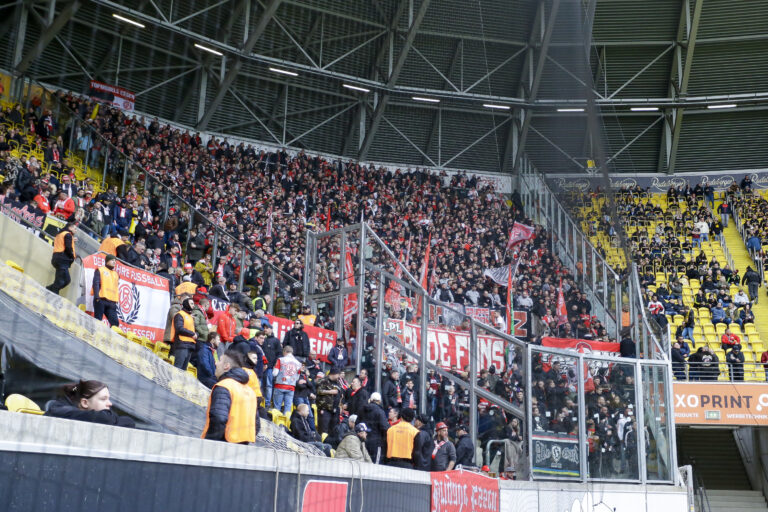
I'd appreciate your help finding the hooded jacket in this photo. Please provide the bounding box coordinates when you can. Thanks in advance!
[203,368,253,441]
[335,432,372,463]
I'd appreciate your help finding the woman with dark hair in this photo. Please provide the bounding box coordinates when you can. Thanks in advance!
[45,380,135,428]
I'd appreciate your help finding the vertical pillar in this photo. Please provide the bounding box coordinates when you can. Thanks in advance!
[101,146,109,186]
[211,229,219,274]
[184,208,194,257]
[374,273,386,394]
[161,190,170,224]
[578,353,588,481]
[468,319,478,446]
[636,361,647,483]
[238,246,246,292]
[120,158,129,195]
[197,69,208,124]
[267,269,276,315]
[355,225,366,376]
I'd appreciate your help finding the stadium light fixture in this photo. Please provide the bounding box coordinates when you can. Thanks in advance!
[343,84,370,93]
[412,96,440,103]
[557,108,584,112]
[630,107,659,112]
[112,14,145,28]
[707,104,737,109]
[194,43,223,56]
[269,67,298,77]
[483,104,510,110]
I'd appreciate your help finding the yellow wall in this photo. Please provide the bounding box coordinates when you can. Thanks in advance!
[0,213,81,303]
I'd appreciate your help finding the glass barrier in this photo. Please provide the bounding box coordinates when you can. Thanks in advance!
[641,364,673,482]
[529,346,582,480]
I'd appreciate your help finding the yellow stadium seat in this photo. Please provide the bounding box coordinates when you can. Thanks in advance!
[187,365,197,378]
[5,394,43,414]
[5,260,24,273]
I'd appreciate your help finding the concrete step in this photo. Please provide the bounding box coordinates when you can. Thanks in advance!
[707,490,768,512]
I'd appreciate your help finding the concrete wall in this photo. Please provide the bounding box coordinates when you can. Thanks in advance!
[0,213,81,302]
[736,427,768,499]
[0,411,688,512]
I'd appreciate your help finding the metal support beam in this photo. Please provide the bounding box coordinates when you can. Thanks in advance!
[16,0,82,74]
[665,0,703,174]
[358,0,432,161]
[197,0,284,130]
[422,39,462,165]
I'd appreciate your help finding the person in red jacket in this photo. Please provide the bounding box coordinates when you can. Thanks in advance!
[216,303,239,356]
[721,327,741,351]
[761,350,768,382]
[52,190,76,219]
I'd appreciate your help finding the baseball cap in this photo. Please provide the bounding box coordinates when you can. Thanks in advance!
[184,263,193,270]
[328,367,341,375]
[370,392,382,402]
[349,414,358,424]
[436,422,448,430]
[481,465,490,472]
[355,423,371,433]
[456,424,468,432]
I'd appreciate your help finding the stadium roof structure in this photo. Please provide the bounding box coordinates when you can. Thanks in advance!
[2,0,768,175]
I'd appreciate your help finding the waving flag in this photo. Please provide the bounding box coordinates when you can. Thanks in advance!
[506,222,535,251]
[416,233,432,319]
[556,278,568,326]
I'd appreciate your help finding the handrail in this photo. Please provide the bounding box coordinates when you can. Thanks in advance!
[19,75,301,290]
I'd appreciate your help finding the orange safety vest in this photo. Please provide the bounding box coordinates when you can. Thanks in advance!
[53,231,75,259]
[201,377,257,444]
[170,310,196,343]
[386,419,419,459]
[99,237,124,257]
[243,367,263,399]
[93,266,119,302]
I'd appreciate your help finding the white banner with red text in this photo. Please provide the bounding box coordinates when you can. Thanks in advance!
[81,253,170,341]
[88,80,135,111]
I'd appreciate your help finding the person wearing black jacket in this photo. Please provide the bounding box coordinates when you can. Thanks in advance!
[47,221,78,295]
[262,323,282,408]
[202,351,257,444]
[283,319,311,360]
[382,370,403,410]
[46,380,135,428]
[346,377,369,417]
[743,266,761,304]
[170,298,198,370]
[412,414,434,471]
[727,345,745,382]
[360,392,389,464]
[454,424,475,468]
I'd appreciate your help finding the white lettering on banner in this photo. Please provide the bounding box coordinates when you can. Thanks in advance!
[81,255,170,341]
[385,319,507,371]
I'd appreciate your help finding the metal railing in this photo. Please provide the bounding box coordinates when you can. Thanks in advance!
[672,360,768,383]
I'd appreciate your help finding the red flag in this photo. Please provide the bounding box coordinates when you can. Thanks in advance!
[506,222,535,251]
[556,278,568,326]
[343,245,357,326]
[506,262,513,335]
[385,250,404,312]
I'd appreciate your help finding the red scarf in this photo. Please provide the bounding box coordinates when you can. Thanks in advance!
[432,440,446,459]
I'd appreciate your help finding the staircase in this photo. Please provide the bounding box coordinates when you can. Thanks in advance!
[707,490,768,512]
[678,428,751,490]
[721,221,768,342]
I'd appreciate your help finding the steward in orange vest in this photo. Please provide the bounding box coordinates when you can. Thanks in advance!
[92,254,120,327]
[386,407,419,468]
[99,231,129,260]
[169,298,198,371]
[202,351,258,444]
[46,221,78,295]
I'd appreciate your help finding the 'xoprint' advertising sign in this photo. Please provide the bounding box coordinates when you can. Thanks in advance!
[673,382,768,426]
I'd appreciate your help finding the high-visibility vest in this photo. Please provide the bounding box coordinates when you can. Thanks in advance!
[171,310,196,343]
[298,314,316,326]
[99,237,124,257]
[243,367,263,399]
[386,420,419,459]
[94,266,119,302]
[201,377,257,444]
[53,231,75,259]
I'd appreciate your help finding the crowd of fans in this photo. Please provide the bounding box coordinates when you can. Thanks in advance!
[0,89,650,477]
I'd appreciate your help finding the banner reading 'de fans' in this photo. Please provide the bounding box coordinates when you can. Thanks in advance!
[431,470,499,512]
[384,318,508,371]
[82,254,170,341]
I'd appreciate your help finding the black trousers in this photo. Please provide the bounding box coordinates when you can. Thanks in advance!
[318,409,337,435]
[47,264,71,295]
[170,345,193,371]
[94,299,119,327]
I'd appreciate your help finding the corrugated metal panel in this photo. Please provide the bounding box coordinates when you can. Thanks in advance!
[592,0,681,43]
[676,111,768,173]
[601,115,662,174]
[419,0,535,44]
[688,41,768,96]
[595,46,673,99]
[697,0,768,41]
[527,115,588,173]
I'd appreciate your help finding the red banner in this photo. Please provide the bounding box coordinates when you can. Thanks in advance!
[541,337,620,354]
[384,319,507,371]
[343,248,357,326]
[266,314,337,363]
[88,80,135,111]
[430,470,499,512]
